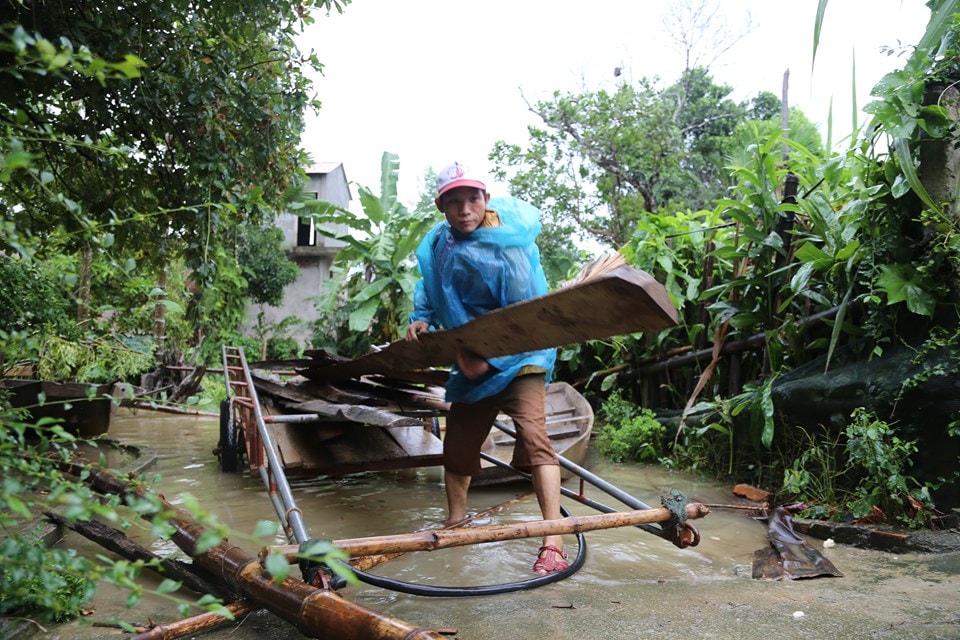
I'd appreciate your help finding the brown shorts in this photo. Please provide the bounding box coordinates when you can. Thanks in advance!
[443,373,558,477]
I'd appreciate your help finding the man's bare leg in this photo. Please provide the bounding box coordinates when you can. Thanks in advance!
[531,464,563,552]
[443,469,472,525]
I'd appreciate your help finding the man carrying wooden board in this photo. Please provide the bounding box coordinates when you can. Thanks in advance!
[405,162,569,575]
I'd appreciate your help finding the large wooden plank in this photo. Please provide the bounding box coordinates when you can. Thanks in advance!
[301,264,676,381]
[291,400,426,428]
[386,426,444,459]
[275,424,443,476]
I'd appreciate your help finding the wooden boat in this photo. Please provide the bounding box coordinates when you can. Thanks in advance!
[223,257,669,483]
[228,367,593,485]
[0,378,113,437]
[237,371,446,477]
[474,381,594,486]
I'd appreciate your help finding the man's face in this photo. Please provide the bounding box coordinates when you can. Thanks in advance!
[438,187,490,234]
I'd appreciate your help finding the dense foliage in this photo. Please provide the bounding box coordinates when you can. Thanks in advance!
[3,0,960,629]
[308,152,437,355]
[1,0,336,375]
[304,3,960,526]
[595,390,666,463]
[0,256,75,337]
[560,2,960,525]
[1,0,352,625]
[238,225,301,309]
[489,67,821,267]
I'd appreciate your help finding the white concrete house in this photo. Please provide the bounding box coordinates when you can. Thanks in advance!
[246,162,350,347]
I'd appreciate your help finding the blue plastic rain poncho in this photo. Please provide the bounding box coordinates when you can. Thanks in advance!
[410,197,556,403]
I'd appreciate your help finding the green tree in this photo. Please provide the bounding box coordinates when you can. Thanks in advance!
[1,0,348,363]
[0,256,75,337]
[724,106,824,170]
[747,90,782,121]
[492,80,682,251]
[663,66,748,207]
[412,166,441,217]
[237,223,301,359]
[238,225,300,308]
[490,68,812,256]
[0,1,355,623]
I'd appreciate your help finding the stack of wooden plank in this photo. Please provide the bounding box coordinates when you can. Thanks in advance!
[247,261,677,478]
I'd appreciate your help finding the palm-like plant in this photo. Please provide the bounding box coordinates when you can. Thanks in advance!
[306,152,436,357]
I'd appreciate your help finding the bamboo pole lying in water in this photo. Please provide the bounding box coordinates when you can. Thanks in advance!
[270,503,710,562]
[64,462,446,640]
[350,491,536,572]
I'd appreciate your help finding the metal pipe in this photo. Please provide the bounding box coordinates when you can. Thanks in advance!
[264,414,324,424]
[260,465,289,534]
[478,452,662,537]
[493,420,654,511]
[235,348,310,544]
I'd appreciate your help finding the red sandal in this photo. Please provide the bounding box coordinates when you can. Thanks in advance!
[532,545,569,575]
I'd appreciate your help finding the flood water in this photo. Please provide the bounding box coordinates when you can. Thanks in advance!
[39,409,960,640]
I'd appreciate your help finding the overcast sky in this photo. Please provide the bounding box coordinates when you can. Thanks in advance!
[299,0,931,207]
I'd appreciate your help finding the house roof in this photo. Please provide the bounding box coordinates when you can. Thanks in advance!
[306,162,351,204]
[310,161,346,177]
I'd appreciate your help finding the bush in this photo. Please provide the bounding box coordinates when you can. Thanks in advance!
[0,540,97,622]
[0,419,103,622]
[596,390,666,462]
[37,335,155,383]
[782,408,938,527]
[267,335,300,360]
[0,256,76,335]
[844,408,934,525]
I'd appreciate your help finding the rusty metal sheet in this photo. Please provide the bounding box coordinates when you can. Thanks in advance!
[752,506,844,580]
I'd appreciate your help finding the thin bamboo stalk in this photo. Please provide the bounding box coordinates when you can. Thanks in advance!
[270,503,709,561]
[349,491,535,572]
[130,600,256,640]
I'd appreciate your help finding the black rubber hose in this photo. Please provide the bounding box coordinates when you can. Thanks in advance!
[344,505,587,597]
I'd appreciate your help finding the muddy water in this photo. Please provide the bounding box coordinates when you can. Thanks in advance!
[39,409,960,640]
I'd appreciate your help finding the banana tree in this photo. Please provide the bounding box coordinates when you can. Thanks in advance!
[306,152,436,356]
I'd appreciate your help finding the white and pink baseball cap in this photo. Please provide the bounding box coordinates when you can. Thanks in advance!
[436,162,486,198]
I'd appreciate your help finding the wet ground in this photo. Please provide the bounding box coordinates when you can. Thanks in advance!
[22,410,960,639]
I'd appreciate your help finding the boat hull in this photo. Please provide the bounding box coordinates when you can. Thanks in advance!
[1,379,113,437]
[473,381,594,486]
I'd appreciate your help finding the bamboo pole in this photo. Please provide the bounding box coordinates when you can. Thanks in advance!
[44,511,236,601]
[130,600,256,640]
[350,491,535,572]
[64,462,446,640]
[270,503,710,562]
